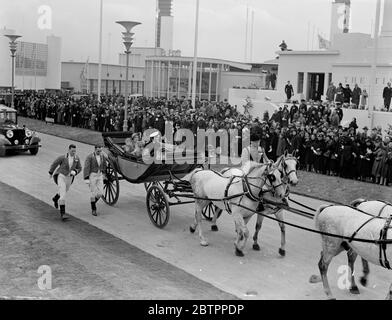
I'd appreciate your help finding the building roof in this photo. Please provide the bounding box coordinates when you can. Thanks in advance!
[262,58,279,65]
[145,56,252,71]
[277,50,340,55]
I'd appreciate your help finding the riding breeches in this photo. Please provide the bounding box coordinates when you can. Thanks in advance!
[58,174,73,205]
[89,172,104,201]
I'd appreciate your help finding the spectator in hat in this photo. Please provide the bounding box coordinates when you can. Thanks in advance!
[351,84,362,108]
[383,82,392,111]
[360,89,368,110]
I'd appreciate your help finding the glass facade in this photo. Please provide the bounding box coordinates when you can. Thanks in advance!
[15,41,48,77]
[88,79,143,95]
[145,59,222,101]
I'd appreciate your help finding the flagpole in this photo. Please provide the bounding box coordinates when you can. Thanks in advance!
[250,10,254,62]
[191,0,200,109]
[97,0,103,103]
[245,5,249,62]
[369,0,381,120]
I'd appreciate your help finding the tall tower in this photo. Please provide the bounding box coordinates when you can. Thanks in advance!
[155,0,173,52]
[330,0,351,42]
[380,0,392,38]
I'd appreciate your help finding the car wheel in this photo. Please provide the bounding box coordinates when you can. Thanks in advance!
[30,147,39,156]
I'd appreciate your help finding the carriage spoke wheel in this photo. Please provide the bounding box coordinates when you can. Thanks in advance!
[102,160,120,206]
[146,184,170,228]
[202,202,222,221]
[144,182,152,191]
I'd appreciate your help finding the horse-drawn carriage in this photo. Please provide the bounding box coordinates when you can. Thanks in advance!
[101,132,220,228]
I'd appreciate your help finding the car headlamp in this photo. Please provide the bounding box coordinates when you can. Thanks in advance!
[25,130,32,138]
[6,130,13,139]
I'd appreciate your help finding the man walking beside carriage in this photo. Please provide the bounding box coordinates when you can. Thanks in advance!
[49,144,82,221]
[84,144,107,216]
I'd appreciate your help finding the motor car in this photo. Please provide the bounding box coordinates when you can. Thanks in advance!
[0,104,41,156]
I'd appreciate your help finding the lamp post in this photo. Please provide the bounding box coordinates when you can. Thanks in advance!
[116,21,141,132]
[4,34,22,108]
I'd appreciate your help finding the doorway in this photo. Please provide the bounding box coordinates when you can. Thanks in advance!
[307,73,325,101]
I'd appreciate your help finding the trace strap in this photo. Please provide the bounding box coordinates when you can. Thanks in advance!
[231,203,392,245]
[379,215,392,269]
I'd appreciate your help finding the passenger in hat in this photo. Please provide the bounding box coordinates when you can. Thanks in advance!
[241,132,264,164]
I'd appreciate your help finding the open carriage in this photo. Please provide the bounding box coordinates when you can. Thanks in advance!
[101,132,221,228]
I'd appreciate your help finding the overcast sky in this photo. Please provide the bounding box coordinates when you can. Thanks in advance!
[0,0,377,64]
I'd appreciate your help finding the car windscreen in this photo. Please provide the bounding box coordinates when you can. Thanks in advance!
[0,111,17,124]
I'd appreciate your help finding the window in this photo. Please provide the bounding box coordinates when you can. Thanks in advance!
[297,72,304,94]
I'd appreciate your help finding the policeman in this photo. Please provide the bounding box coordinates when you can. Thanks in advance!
[84,144,107,216]
[49,144,82,220]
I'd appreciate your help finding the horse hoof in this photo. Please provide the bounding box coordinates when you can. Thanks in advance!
[309,275,322,283]
[279,248,286,257]
[360,277,368,287]
[235,248,244,257]
[189,226,196,233]
[350,286,360,295]
[211,225,219,232]
[253,244,260,251]
[200,240,209,247]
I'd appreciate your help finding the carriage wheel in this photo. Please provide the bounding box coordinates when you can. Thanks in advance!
[146,184,170,228]
[102,160,120,206]
[144,182,152,191]
[202,202,222,221]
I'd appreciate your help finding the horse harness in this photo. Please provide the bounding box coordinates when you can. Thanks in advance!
[346,202,392,269]
[221,166,281,214]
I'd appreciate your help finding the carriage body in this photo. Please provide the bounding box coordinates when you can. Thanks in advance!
[101,132,217,228]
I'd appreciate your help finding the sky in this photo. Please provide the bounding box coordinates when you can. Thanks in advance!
[0,0,378,64]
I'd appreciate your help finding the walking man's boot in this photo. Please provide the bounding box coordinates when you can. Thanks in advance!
[52,194,60,209]
[91,201,97,216]
[59,205,67,221]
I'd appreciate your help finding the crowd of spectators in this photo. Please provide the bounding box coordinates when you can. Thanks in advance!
[10,91,392,187]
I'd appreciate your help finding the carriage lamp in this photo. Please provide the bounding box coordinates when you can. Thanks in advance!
[115,21,141,132]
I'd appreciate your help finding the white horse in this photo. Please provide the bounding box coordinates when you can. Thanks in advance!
[184,161,286,257]
[313,204,392,300]
[208,151,299,256]
[339,199,392,291]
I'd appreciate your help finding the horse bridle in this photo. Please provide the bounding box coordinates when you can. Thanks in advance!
[245,165,284,199]
[279,155,298,182]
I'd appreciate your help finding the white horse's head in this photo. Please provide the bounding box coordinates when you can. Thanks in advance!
[276,151,299,186]
[246,161,286,198]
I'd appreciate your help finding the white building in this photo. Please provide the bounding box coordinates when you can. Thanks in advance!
[275,0,392,108]
[0,28,62,91]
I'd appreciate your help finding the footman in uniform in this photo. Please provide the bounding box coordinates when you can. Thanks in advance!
[49,144,82,220]
[84,144,106,216]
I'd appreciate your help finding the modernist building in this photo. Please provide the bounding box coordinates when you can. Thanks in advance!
[0,28,61,91]
[155,0,174,52]
[276,0,392,108]
[144,56,269,101]
[61,61,144,95]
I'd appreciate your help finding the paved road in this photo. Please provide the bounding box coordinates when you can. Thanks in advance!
[0,181,238,300]
[0,133,391,300]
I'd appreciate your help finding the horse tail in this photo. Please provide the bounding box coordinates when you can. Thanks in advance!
[314,204,333,228]
[182,167,204,183]
[350,198,367,208]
